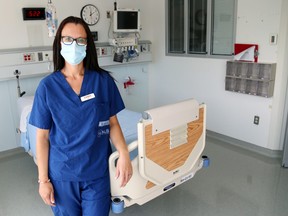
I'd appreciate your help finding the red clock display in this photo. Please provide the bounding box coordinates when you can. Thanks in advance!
[22,8,46,20]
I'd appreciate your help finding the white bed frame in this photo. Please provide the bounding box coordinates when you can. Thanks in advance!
[109,99,209,213]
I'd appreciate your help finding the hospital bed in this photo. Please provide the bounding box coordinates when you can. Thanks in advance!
[109,99,209,213]
[17,96,209,213]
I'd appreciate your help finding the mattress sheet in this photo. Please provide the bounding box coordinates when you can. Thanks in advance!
[111,109,142,160]
[116,109,142,144]
[17,96,34,132]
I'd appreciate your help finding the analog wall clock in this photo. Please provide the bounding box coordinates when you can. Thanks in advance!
[80,4,100,26]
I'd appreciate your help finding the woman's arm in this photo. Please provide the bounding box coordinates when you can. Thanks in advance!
[36,128,55,206]
[109,115,133,187]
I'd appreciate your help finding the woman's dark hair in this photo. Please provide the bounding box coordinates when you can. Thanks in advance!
[53,16,104,73]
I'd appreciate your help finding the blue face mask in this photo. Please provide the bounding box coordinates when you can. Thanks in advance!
[60,42,87,65]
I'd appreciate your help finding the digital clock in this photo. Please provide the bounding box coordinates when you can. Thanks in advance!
[22,8,46,20]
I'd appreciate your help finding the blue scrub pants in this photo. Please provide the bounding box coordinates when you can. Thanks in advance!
[50,175,111,216]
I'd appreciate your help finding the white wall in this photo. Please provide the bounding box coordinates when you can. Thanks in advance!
[0,0,144,48]
[0,0,287,152]
[143,0,286,151]
[108,63,150,112]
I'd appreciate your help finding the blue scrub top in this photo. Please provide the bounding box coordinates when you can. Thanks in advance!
[29,70,125,181]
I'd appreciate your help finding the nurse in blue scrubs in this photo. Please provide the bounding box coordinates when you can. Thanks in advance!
[29,16,133,216]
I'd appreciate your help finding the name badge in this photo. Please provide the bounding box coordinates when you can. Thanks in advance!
[80,93,95,102]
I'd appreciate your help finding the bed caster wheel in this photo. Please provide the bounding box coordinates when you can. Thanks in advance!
[202,155,210,168]
[111,197,124,214]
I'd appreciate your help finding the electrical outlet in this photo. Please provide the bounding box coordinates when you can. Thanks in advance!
[269,34,278,45]
[254,116,260,125]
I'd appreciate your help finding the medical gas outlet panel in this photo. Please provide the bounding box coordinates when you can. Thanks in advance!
[97,42,150,56]
[96,41,152,66]
[0,48,53,81]
[109,37,137,47]
[23,51,52,63]
[0,50,52,66]
[0,41,151,81]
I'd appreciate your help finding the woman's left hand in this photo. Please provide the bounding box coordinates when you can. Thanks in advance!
[115,151,133,187]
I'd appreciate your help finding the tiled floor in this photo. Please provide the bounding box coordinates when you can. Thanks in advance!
[0,137,287,216]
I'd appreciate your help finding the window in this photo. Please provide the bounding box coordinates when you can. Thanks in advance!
[166,0,237,57]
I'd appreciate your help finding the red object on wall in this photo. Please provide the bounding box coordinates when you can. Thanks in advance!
[234,43,259,62]
[123,77,135,89]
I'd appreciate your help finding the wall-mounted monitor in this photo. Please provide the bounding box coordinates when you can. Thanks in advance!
[113,9,141,33]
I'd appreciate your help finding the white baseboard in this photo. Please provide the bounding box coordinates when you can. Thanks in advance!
[206,130,283,159]
[0,147,25,160]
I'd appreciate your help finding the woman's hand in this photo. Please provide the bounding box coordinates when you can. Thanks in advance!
[109,115,133,187]
[39,182,56,206]
[115,151,133,187]
[36,128,54,205]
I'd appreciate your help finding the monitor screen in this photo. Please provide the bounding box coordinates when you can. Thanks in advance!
[113,9,140,32]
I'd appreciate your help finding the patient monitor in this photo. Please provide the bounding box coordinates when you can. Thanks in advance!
[109,99,209,213]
